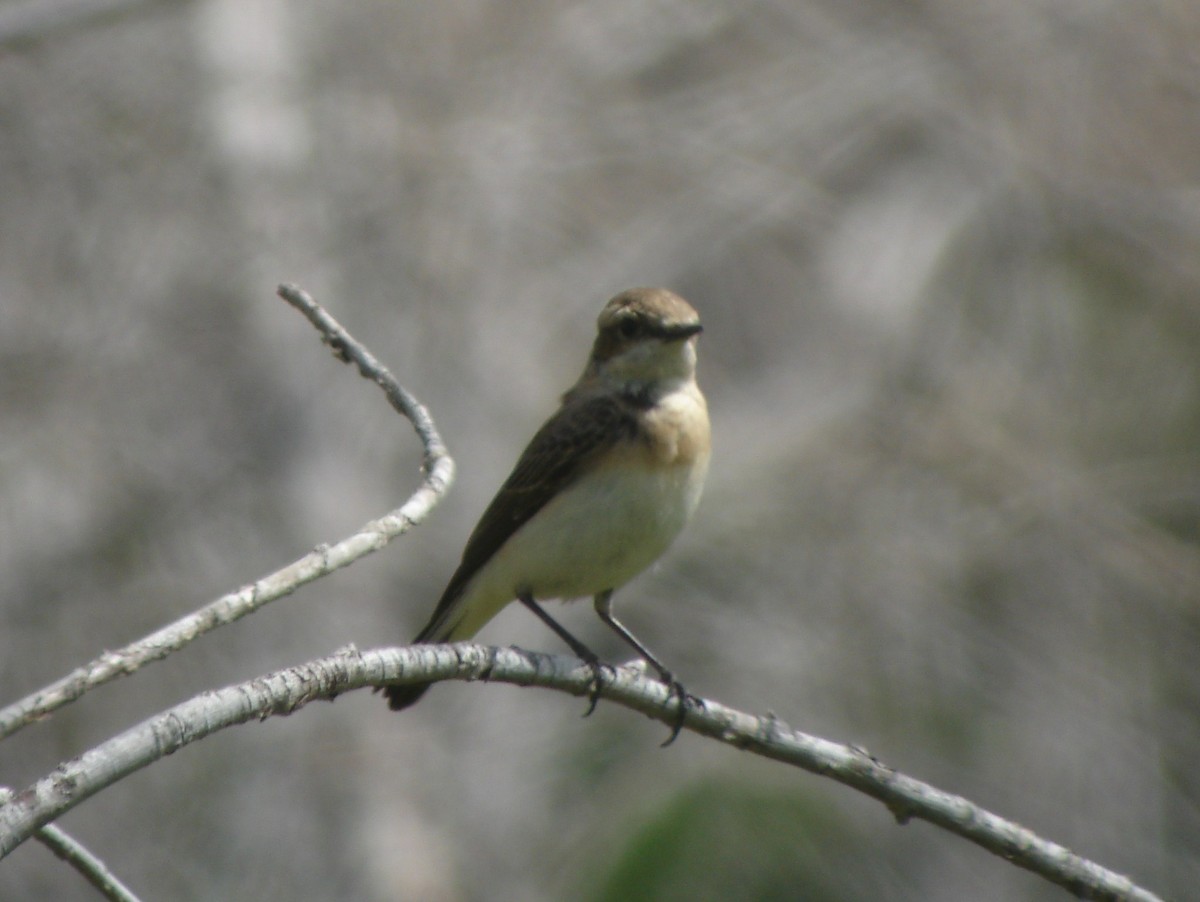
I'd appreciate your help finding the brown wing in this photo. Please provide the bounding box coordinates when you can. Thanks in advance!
[412,392,640,641]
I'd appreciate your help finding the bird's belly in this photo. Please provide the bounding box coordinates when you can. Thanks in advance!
[472,457,706,610]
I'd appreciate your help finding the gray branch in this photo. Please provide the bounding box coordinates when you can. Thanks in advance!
[0,788,142,902]
[0,644,1163,902]
[0,286,454,740]
[35,827,144,902]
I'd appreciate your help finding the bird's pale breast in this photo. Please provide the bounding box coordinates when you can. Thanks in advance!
[446,381,709,639]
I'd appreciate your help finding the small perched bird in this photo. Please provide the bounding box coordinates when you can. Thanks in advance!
[385,288,710,721]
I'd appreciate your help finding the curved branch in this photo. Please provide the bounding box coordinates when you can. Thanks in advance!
[0,286,454,739]
[275,283,450,475]
[0,644,1162,902]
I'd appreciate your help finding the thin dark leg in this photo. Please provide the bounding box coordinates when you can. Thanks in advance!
[593,590,698,746]
[518,593,609,715]
[593,590,673,680]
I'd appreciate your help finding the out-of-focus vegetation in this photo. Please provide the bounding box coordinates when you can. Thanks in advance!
[1,2,1197,899]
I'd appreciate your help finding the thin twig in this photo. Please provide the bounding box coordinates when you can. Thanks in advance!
[37,828,144,901]
[0,286,454,739]
[0,788,142,902]
[275,283,449,474]
[0,645,1163,902]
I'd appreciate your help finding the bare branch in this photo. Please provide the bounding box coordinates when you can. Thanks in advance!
[0,788,142,902]
[0,645,1162,902]
[35,828,144,902]
[0,287,454,739]
[275,283,450,472]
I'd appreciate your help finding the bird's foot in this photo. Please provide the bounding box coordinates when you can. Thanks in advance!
[658,674,703,747]
[582,659,616,717]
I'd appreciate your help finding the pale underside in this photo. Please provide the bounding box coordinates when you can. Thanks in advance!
[437,379,709,641]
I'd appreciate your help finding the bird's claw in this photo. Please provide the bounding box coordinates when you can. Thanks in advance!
[660,677,702,747]
[582,660,614,717]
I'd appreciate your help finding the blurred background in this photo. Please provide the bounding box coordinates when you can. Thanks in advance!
[1,1,1198,899]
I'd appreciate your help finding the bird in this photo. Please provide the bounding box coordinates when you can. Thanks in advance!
[385,287,710,731]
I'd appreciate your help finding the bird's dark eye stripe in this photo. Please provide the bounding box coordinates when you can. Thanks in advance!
[618,317,641,337]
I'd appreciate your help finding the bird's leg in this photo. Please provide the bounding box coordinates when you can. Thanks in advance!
[593,590,699,746]
[518,593,610,715]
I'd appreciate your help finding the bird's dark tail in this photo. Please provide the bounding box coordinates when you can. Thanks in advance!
[384,619,441,711]
[383,586,464,711]
[384,679,430,711]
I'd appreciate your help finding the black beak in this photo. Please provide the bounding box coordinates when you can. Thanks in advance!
[663,321,703,341]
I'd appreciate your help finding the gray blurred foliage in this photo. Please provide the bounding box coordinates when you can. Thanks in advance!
[1,0,1198,899]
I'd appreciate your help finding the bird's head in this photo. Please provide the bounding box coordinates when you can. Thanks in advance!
[583,288,703,392]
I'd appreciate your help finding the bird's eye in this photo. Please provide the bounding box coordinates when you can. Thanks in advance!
[618,317,641,339]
